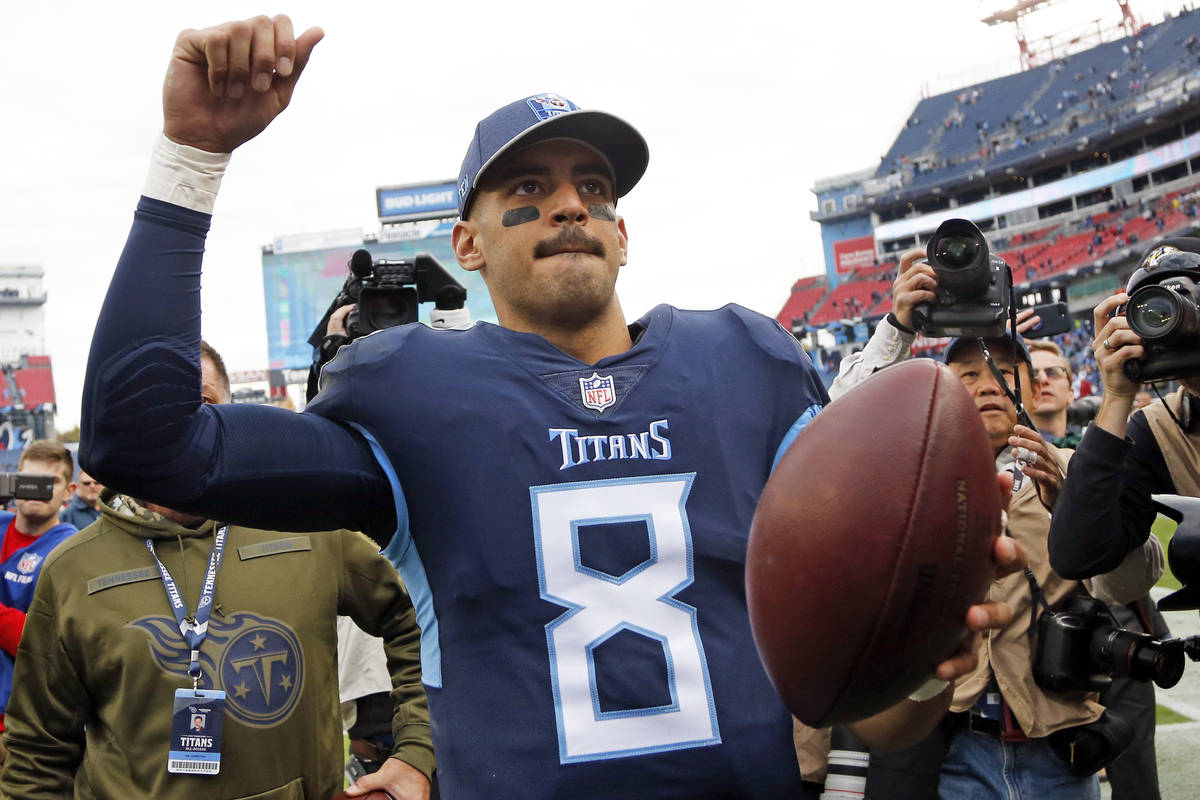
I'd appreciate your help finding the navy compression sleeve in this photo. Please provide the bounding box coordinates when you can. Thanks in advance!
[81,197,396,539]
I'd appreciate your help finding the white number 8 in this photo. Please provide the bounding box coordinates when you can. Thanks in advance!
[530,473,720,763]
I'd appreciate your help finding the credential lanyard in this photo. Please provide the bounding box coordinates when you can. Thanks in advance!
[145,525,229,688]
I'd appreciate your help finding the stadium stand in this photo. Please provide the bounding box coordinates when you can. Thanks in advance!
[869,10,1200,200]
[0,356,56,413]
[789,8,1200,392]
[776,280,830,331]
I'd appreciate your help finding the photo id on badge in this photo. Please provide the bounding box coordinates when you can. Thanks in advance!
[168,688,225,775]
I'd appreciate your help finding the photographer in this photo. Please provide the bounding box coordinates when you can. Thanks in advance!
[1049,239,1200,583]
[1032,334,1168,799]
[831,247,1162,799]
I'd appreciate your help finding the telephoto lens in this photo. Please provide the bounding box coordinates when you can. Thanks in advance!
[1092,628,1186,689]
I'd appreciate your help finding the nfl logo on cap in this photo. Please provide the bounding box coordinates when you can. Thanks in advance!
[579,373,616,413]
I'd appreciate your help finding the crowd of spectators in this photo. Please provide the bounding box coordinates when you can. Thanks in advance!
[879,6,1200,191]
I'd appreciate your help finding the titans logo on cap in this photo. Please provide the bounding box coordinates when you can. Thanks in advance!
[130,611,305,727]
[527,94,579,120]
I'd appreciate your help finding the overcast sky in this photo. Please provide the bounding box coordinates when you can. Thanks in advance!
[1,0,1188,428]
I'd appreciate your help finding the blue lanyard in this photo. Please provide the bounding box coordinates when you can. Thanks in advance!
[145,525,229,687]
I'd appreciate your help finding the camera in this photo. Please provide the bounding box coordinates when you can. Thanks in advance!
[1123,248,1200,382]
[911,218,1012,338]
[1033,595,1186,692]
[0,473,54,502]
[305,248,469,402]
[333,249,467,340]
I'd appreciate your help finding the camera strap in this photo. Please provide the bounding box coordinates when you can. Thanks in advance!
[1151,382,1193,433]
[1021,561,1053,632]
[977,337,1036,430]
[1021,550,1121,636]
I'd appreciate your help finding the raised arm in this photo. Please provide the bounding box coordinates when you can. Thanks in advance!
[162,15,323,154]
[81,17,397,540]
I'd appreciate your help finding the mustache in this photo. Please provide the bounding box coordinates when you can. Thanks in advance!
[534,227,605,259]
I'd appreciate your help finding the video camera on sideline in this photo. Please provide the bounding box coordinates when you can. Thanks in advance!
[912,218,1012,338]
[306,249,469,403]
[315,249,468,343]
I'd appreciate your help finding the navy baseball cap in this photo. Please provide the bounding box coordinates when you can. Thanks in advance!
[456,93,649,219]
[944,335,1032,367]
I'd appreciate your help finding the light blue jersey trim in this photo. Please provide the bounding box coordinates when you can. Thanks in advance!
[586,623,679,720]
[770,403,822,473]
[570,513,656,584]
[348,422,442,688]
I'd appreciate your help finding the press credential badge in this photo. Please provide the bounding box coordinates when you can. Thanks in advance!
[168,688,226,774]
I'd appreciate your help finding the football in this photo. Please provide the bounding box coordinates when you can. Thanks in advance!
[746,357,1002,727]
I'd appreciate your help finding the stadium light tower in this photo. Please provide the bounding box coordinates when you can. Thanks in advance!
[983,0,1141,70]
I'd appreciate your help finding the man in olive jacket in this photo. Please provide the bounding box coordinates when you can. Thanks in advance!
[0,343,432,800]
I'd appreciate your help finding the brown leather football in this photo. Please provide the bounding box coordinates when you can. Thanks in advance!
[746,357,1002,727]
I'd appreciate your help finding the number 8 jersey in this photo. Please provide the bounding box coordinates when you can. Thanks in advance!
[307,302,829,798]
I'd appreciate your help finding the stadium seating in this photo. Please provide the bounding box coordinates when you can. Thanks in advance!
[787,11,1200,347]
[872,10,1200,194]
[784,183,1200,333]
[776,283,830,330]
[12,366,55,411]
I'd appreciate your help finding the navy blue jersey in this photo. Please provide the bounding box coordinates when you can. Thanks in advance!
[83,198,829,797]
[306,305,827,796]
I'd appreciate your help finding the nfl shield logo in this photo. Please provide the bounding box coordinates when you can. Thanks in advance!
[17,552,41,574]
[579,372,617,412]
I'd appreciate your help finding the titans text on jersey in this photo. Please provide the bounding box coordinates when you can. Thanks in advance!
[550,419,672,470]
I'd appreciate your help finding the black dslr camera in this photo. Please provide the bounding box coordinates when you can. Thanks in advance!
[911,218,1012,338]
[330,249,467,339]
[1122,247,1200,382]
[1033,595,1186,692]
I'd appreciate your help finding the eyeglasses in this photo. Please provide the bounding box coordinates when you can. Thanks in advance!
[1032,366,1068,380]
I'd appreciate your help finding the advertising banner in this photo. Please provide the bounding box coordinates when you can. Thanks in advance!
[833,235,877,275]
[376,181,459,223]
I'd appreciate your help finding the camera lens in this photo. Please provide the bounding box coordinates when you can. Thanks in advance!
[926,219,993,299]
[361,287,419,333]
[1095,628,1185,689]
[934,235,981,270]
[1128,286,1182,340]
